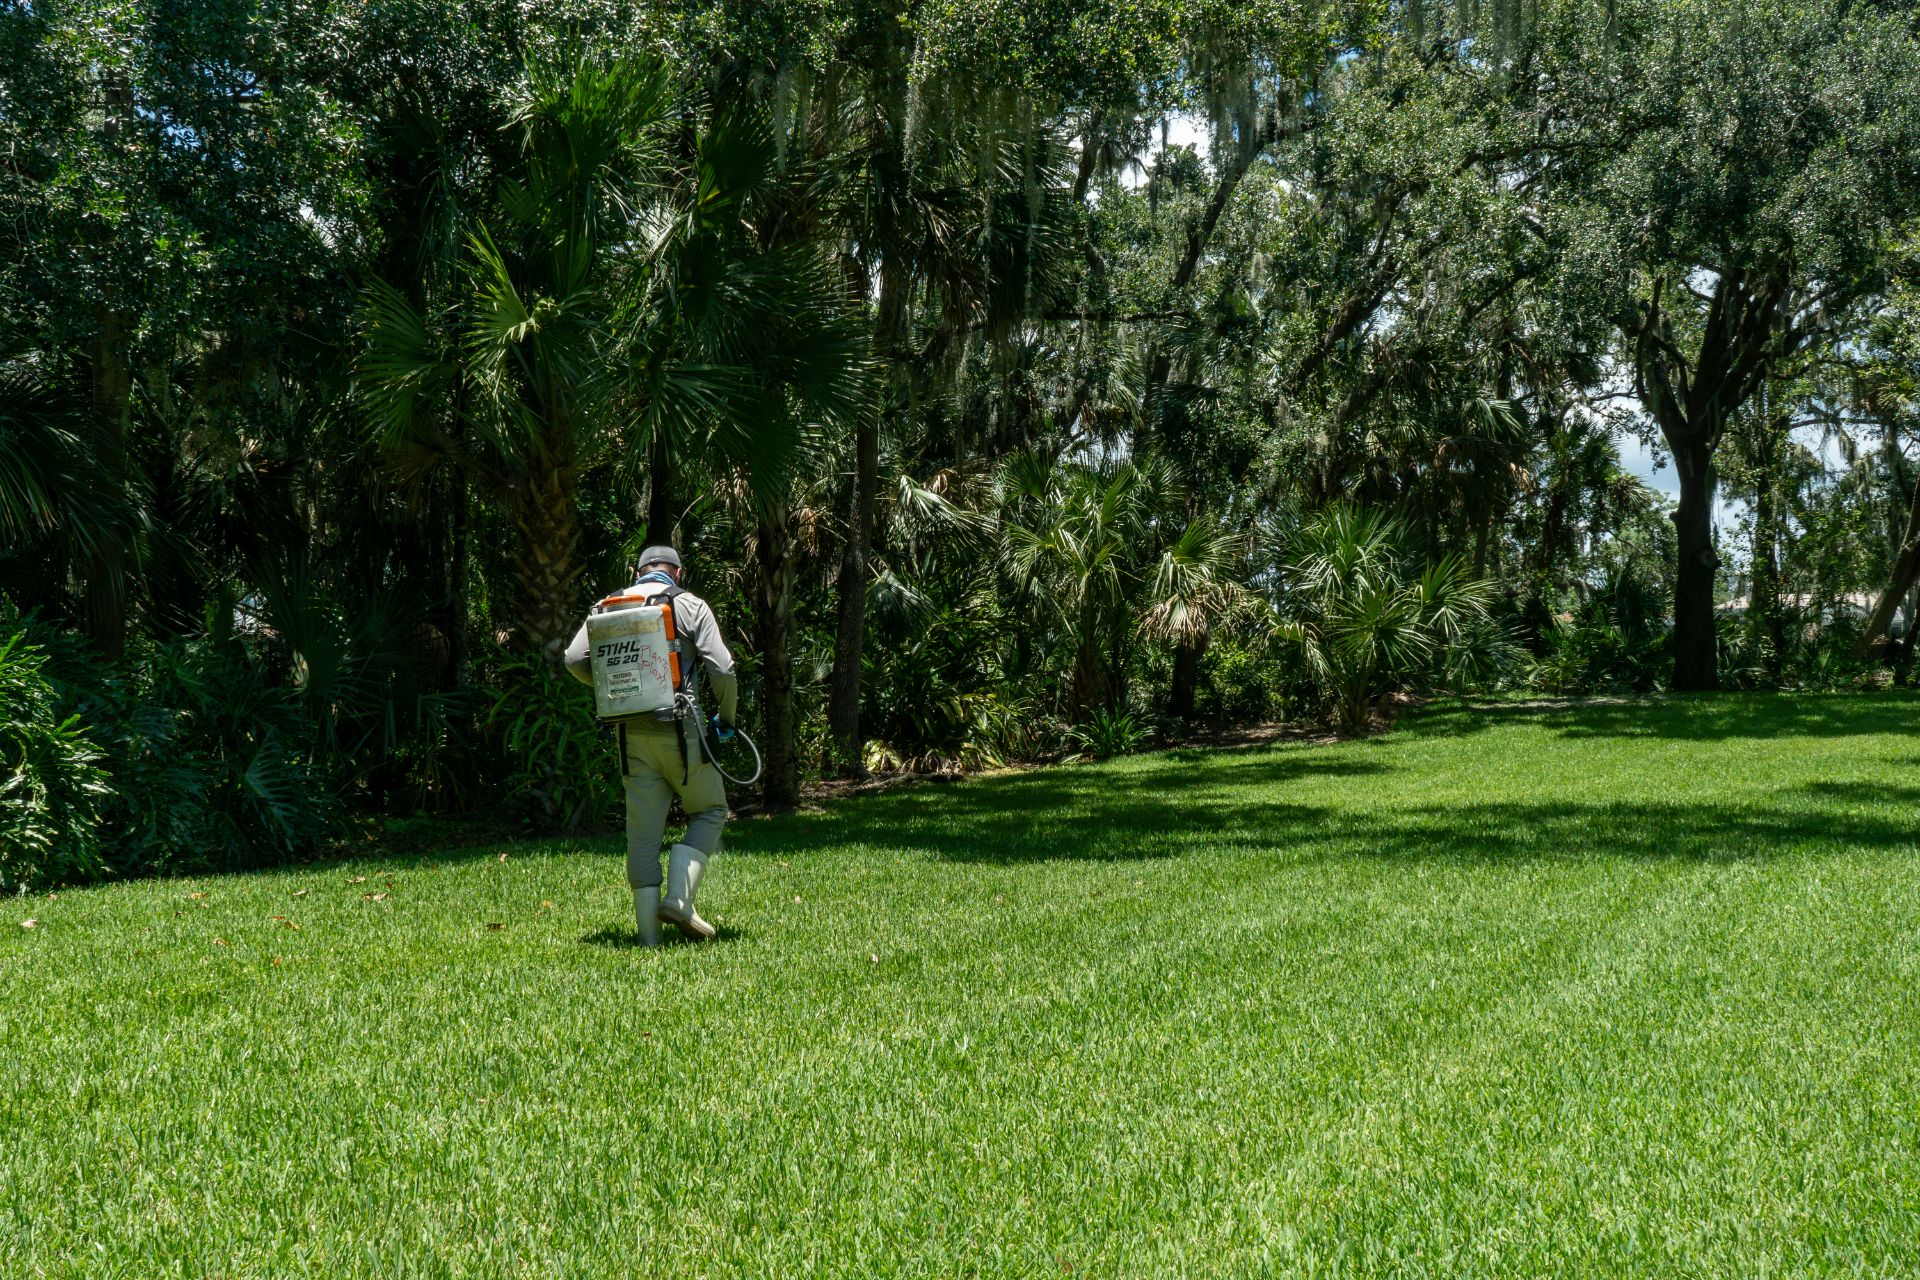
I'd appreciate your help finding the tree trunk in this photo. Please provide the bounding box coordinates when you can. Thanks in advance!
[448,470,472,690]
[825,33,912,775]
[1670,441,1721,691]
[511,460,582,664]
[85,67,136,660]
[1168,632,1207,721]
[1749,466,1786,684]
[1856,474,1920,660]
[646,431,676,549]
[1069,631,1108,717]
[824,412,876,772]
[86,301,132,660]
[1626,268,1794,693]
[755,505,801,809]
[825,255,902,773]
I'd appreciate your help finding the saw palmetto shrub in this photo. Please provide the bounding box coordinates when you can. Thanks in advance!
[82,634,336,877]
[1274,504,1511,732]
[9,613,337,881]
[0,629,109,890]
[480,647,620,834]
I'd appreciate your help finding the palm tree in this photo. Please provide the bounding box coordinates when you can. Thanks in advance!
[1000,454,1239,718]
[359,51,866,665]
[1001,455,1150,714]
[1273,503,1502,734]
[1140,520,1253,721]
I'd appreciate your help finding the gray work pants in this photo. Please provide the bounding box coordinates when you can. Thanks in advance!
[620,722,728,891]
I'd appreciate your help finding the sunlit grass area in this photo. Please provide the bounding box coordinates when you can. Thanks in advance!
[5,694,1920,1277]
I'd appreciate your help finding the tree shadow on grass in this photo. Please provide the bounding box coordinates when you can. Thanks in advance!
[734,765,1920,871]
[1301,798,1920,867]
[328,696,1918,878]
[734,756,1389,866]
[1789,780,1920,808]
[1410,693,1920,744]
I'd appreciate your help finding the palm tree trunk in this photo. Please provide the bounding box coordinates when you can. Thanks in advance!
[84,67,136,661]
[1070,634,1107,717]
[1750,468,1786,683]
[511,460,583,663]
[826,36,912,775]
[825,255,901,774]
[756,504,801,809]
[646,432,676,548]
[447,470,472,691]
[86,301,132,660]
[1168,633,1207,721]
[1857,472,1920,660]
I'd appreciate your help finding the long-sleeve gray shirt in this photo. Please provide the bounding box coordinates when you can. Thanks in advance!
[564,581,739,728]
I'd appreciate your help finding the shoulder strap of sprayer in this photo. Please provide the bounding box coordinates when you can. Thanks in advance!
[644,583,692,695]
[660,587,697,698]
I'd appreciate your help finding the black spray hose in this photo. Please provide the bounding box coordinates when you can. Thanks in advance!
[677,691,763,786]
[698,715,763,788]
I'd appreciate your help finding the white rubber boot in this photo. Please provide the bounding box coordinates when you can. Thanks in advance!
[633,886,663,947]
[659,843,716,940]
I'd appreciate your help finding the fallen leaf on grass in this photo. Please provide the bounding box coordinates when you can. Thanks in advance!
[362,892,388,902]
[188,892,206,900]
[271,957,283,967]
[213,938,227,946]
[348,876,368,885]
[498,852,508,863]
[20,919,38,930]
[487,921,505,931]
[293,889,308,898]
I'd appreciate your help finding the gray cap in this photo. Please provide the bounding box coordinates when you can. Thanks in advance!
[637,544,682,570]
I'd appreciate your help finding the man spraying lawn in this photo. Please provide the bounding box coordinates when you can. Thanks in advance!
[564,545,739,946]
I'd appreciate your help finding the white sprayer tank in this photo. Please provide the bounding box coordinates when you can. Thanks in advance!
[587,598,681,720]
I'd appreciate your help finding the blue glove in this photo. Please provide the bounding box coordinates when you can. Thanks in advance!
[709,714,736,744]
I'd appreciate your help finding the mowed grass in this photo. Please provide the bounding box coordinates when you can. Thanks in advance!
[5,697,1920,1278]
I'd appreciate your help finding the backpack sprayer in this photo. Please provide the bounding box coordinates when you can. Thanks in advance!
[586,588,762,787]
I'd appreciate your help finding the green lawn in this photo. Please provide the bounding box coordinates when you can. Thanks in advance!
[5,696,1920,1278]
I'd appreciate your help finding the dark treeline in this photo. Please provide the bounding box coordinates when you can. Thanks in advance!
[4,0,1920,886]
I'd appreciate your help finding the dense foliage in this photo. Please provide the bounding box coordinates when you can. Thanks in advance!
[3,0,1918,884]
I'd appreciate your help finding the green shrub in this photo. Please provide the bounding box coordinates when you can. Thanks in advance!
[481,649,619,833]
[1526,569,1671,696]
[1192,635,1285,725]
[863,600,1037,771]
[0,631,110,890]
[84,634,336,876]
[1274,504,1506,732]
[1065,708,1154,760]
